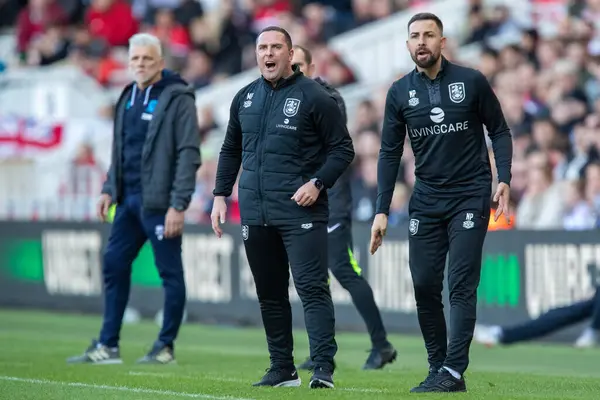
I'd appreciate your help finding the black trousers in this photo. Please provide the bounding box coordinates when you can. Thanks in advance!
[501,288,600,344]
[328,220,389,349]
[408,193,490,374]
[242,223,337,371]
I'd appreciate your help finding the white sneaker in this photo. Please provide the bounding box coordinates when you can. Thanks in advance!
[474,324,502,347]
[574,327,598,349]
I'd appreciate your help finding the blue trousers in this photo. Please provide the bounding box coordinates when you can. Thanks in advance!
[501,288,600,344]
[98,194,186,348]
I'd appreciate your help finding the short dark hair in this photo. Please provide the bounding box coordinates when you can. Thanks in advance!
[293,45,312,65]
[407,13,444,35]
[258,26,293,49]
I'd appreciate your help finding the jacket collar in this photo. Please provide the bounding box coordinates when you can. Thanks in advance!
[262,63,303,90]
[414,56,450,81]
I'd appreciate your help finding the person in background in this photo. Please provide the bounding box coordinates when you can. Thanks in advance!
[67,33,201,365]
[292,44,398,372]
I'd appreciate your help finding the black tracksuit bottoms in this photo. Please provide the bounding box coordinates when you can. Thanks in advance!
[408,192,490,374]
[242,222,337,371]
[327,219,388,349]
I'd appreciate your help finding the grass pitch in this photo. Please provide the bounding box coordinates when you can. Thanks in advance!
[0,309,599,399]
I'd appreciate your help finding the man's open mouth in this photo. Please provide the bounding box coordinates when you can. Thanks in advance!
[417,49,430,57]
[265,61,276,70]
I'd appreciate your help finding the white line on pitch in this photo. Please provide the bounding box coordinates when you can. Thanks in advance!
[128,370,387,393]
[0,375,255,400]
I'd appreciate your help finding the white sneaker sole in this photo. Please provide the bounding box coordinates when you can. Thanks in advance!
[91,359,123,365]
[274,378,301,387]
[309,378,334,388]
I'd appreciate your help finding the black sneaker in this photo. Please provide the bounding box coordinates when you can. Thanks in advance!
[66,339,122,365]
[415,368,467,393]
[409,367,439,392]
[252,368,301,387]
[362,344,398,370]
[309,366,334,389]
[136,341,175,364]
[297,357,315,371]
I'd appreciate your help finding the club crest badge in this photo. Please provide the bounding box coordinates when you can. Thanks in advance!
[283,98,301,117]
[155,225,164,241]
[448,82,465,103]
[409,218,419,235]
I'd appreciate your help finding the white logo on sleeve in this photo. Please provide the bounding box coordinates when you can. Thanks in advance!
[244,92,253,108]
[242,225,249,240]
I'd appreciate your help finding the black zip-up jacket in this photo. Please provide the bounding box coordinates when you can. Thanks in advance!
[376,57,513,215]
[101,70,201,212]
[314,77,353,223]
[213,68,355,227]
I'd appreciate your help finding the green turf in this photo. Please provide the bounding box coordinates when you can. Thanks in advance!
[0,309,599,399]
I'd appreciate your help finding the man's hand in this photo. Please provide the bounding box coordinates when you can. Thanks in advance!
[291,182,320,207]
[369,213,388,255]
[211,196,228,238]
[165,208,185,238]
[493,182,511,223]
[97,194,112,222]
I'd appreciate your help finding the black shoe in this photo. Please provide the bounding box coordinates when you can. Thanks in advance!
[362,344,398,370]
[413,368,467,393]
[136,341,175,364]
[252,368,301,387]
[309,366,334,389]
[409,368,439,393]
[297,357,315,371]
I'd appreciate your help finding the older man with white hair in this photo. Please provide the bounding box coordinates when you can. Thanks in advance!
[67,33,201,365]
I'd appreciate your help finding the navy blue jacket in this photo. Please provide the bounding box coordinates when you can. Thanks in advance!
[102,70,201,211]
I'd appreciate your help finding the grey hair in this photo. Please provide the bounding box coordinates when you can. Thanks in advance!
[128,33,162,57]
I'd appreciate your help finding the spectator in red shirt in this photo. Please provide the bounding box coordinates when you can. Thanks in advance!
[252,0,292,32]
[85,0,139,47]
[16,0,67,58]
[151,8,191,57]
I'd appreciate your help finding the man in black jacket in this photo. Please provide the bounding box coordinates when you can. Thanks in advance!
[291,45,397,371]
[67,33,201,365]
[370,13,512,393]
[211,26,354,389]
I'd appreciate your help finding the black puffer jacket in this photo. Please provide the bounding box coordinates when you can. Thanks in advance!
[214,69,355,227]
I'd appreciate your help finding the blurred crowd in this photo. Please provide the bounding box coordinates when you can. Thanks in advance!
[271,0,600,232]
[3,0,600,231]
[0,0,422,87]
[292,0,600,233]
[466,0,600,231]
